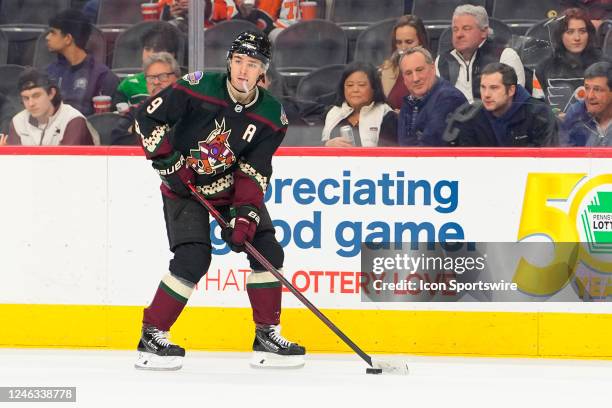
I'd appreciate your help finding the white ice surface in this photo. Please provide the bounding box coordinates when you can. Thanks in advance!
[0,349,610,407]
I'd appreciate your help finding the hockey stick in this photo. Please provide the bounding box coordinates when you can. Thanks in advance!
[187,183,408,375]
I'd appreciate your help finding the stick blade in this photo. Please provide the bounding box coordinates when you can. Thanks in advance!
[371,358,409,375]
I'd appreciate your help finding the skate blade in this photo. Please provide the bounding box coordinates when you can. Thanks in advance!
[250,351,305,369]
[134,351,183,371]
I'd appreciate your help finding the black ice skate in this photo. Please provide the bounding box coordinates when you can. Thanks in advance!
[134,326,185,371]
[250,325,306,368]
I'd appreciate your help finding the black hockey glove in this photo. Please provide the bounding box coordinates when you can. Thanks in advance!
[221,206,260,253]
[152,151,195,198]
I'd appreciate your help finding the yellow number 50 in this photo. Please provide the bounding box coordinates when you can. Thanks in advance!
[515,173,612,296]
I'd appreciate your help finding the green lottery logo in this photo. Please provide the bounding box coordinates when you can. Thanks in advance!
[581,191,612,253]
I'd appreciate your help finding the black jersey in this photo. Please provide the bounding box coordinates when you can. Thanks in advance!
[135,71,288,209]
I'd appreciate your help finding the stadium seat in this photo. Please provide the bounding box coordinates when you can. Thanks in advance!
[87,112,121,145]
[491,0,563,35]
[514,37,553,70]
[516,18,558,69]
[273,20,347,73]
[0,24,48,66]
[0,0,71,25]
[597,20,612,49]
[330,0,404,25]
[0,92,22,134]
[273,20,348,95]
[524,18,561,46]
[265,64,288,99]
[329,0,404,62]
[296,64,345,102]
[412,0,486,23]
[604,30,612,59]
[111,21,184,69]
[0,64,27,102]
[353,18,398,68]
[204,20,261,71]
[0,64,26,133]
[97,0,155,66]
[32,24,107,68]
[0,30,8,65]
[97,0,150,26]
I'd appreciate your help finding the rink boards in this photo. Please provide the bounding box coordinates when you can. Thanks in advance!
[1,146,612,357]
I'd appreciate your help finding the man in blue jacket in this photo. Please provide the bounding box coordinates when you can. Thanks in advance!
[398,47,467,146]
[562,61,612,146]
[447,63,558,147]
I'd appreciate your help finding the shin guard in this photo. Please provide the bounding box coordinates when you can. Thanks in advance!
[143,273,195,331]
[246,270,282,326]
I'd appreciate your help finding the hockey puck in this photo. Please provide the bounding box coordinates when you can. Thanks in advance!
[366,368,383,374]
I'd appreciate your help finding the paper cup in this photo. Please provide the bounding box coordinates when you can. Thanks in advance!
[300,1,317,20]
[141,3,160,21]
[92,95,112,114]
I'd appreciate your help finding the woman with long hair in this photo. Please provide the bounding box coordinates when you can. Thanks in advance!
[534,7,604,114]
[379,15,429,110]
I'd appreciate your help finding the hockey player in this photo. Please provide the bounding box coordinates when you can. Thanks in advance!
[133,31,305,370]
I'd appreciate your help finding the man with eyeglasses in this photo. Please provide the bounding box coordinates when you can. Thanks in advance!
[563,61,612,146]
[133,31,305,371]
[109,52,179,145]
[115,24,181,109]
[144,58,180,97]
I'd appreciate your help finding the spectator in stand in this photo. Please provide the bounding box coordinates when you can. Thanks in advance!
[562,61,612,146]
[159,0,288,34]
[399,47,467,146]
[379,15,429,110]
[435,4,525,103]
[159,0,195,31]
[115,23,181,108]
[210,0,297,36]
[110,52,180,145]
[258,0,307,40]
[159,0,188,18]
[5,68,97,146]
[180,0,270,30]
[322,62,398,147]
[446,63,558,147]
[46,9,120,117]
[82,0,202,27]
[534,8,604,116]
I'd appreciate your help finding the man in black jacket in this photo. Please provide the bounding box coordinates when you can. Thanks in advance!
[446,63,558,147]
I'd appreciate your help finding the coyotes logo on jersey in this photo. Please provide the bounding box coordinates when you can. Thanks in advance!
[187,118,236,175]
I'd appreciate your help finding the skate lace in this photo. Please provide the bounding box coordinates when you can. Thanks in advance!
[269,326,291,348]
[152,330,173,347]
